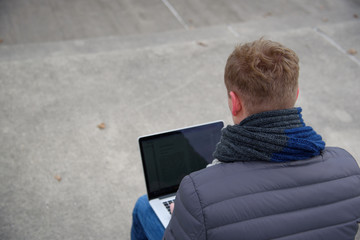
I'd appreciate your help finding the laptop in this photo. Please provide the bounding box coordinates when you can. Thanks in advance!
[138,120,224,227]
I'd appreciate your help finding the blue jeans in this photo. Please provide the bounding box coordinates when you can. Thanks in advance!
[131,195,165,240]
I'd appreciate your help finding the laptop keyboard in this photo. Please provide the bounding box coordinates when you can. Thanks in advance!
[163,199,174,214]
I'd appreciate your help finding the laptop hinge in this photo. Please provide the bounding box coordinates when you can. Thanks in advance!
[158,193,175,200]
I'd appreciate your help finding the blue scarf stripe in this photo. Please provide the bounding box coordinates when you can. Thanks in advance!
[271,142,323,162]
[271,150,319,162]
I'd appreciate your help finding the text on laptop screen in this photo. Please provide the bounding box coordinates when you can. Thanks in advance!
[139,121,224,199]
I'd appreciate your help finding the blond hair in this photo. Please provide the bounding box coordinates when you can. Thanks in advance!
[224,39,299,115]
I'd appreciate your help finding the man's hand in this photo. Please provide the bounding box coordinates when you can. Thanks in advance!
[170,202,175,214]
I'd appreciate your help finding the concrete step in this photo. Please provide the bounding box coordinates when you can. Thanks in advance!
[165,0,360,28]
[0,0,358,46]
[0,9,359,63]
[0,25,236,62]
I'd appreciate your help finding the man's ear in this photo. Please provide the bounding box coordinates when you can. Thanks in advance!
[296,88,300,101]
[230,91,242,116]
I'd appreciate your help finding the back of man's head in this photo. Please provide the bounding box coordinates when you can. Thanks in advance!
[224,38,299,115]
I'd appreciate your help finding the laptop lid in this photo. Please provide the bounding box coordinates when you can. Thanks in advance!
[138,121,224,200]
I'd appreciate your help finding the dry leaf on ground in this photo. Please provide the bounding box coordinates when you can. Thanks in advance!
[54,175,62,182]
[197,41,208,47]
[347,48,357,55]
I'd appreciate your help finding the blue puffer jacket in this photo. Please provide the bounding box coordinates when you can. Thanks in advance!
[163,147,360,240]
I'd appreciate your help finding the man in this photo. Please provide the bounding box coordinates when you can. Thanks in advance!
[131,39,360,240]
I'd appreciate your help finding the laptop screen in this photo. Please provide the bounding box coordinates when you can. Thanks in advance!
[139,121,224,200]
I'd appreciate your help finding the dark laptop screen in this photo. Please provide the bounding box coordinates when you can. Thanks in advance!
[139,121,224,200]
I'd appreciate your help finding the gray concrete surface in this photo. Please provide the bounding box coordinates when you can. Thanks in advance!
[0,1,360,240]
[1,0,359,45]
[0,0,182,45]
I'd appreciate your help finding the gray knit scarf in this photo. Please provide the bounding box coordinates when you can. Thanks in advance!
[213,108,325,163]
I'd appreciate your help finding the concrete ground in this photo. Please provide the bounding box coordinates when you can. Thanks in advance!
[0,0,360,239]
